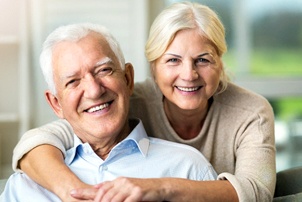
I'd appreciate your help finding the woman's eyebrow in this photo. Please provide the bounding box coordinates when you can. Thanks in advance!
[163,53,182,58]
[164,52,213,58]
[197,52,211,57]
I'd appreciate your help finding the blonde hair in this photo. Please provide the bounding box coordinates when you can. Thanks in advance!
[145,2,229,94]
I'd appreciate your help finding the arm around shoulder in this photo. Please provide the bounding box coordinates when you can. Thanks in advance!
[13,119,74,171]
[13,119,87,201]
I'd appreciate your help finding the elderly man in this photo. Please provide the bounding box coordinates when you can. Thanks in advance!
[0,23,216,201]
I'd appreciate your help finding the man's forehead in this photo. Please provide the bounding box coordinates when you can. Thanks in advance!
[52,33,120,73]
[87,33,120,64]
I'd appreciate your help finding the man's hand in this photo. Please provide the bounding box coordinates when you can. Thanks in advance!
[70,177,165,202]
[70,186,99,200]
[70,177,238,202]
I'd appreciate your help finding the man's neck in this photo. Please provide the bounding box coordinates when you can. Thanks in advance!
[89,119,137,160]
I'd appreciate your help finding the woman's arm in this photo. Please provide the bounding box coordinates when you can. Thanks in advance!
[20,145,90,200]
[13,119,74,171]
[71,177,238,202]
[13,119,87,200]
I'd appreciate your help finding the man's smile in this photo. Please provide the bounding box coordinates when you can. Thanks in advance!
[85,101,113,113]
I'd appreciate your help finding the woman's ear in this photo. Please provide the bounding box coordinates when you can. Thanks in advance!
[45,90,64,119]
[124,63,134,94]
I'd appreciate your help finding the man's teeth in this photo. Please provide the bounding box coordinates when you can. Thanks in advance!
[87,103,109,113]
[177,86,199,92]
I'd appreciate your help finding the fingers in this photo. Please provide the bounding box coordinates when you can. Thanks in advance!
[94,178,143,202]
[93,183,103,189]
[75,177,160,202]
[70,187,99,200]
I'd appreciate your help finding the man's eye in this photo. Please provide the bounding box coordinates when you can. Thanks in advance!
[97,67,114,77]
[66,79,76,87]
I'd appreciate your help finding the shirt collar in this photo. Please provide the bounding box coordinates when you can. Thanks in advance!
[124,118,149,157]
[65,118,150,165]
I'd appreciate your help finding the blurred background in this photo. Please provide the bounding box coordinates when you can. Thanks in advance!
[0,0,302,178]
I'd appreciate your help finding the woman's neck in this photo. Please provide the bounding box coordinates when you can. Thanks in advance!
[163,98,210,140]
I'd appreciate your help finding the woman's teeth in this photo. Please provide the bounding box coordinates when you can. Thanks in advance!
[177,86,199,92]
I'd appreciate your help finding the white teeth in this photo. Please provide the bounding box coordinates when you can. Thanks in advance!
[177,86,199,92]
[87,103,109,113]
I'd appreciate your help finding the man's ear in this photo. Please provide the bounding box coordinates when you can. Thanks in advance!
[124,63,134,94]
[45,90,64,119]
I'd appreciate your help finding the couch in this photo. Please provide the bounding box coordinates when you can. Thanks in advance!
[273,166,302,202]
[0,179,7,194]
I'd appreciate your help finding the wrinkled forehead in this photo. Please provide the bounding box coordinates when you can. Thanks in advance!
[89,32,122,68]
[52,32,121,68]
[83,32,116,56]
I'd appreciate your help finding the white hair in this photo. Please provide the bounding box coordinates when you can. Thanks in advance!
[40,23,125,94]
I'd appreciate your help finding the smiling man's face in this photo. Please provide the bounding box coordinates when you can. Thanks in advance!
[45,32,134,145]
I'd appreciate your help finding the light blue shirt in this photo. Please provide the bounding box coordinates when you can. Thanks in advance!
[1,119,217,202]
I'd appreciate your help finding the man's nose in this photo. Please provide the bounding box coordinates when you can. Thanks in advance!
[83,75,105,99]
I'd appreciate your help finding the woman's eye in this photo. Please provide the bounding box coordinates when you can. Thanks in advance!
[197,58,209,63]
[167,58,179,63]
[195,58,213,66]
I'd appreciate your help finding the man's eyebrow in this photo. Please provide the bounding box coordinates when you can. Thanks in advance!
[95,57,113,67]
[61,71,77,81]
[62,57,114,81]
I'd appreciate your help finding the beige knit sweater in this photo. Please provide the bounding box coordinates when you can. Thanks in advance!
[13,78,276,202]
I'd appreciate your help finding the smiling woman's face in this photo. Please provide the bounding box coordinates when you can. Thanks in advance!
[153,28,222,112]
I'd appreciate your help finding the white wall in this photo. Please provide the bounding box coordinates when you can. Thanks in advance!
[0,0,23,178]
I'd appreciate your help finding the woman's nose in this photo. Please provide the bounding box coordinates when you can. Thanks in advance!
[180,62,199,81]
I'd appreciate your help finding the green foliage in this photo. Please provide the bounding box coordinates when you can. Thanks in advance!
[223,48,302,120]
[223,48,302,76]
[273,98,302,120]
[251,48,302,76]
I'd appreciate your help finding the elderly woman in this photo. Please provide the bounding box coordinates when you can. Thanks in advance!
[13,2,276,201]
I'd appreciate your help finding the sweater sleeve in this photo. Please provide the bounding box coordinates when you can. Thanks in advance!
[12,119,74,172]
[218,97,276,202]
